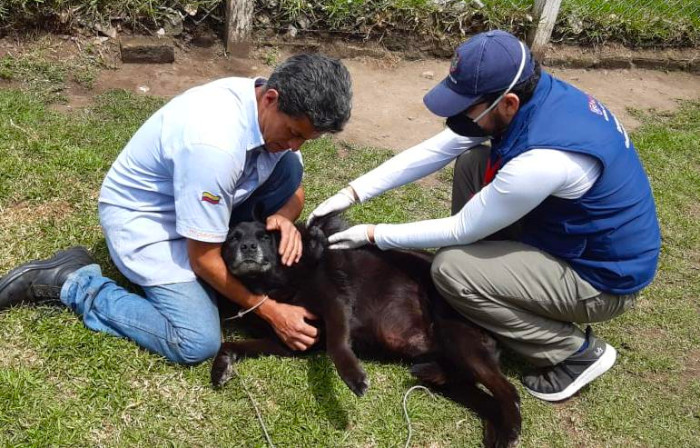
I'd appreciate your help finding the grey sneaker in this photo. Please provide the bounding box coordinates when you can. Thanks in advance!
[0,246,94,309]
[522,326,617,402]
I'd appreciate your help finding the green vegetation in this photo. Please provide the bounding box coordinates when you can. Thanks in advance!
[0,0,697,47]
[0,58,699,447]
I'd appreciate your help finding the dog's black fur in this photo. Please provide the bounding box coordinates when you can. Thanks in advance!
[212,216,521,448]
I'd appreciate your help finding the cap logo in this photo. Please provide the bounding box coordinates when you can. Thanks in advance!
[449,53,460,74]
[588,96,603,116]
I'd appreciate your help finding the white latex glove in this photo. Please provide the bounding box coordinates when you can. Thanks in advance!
[306,186,357,226]
[328,224,372,250]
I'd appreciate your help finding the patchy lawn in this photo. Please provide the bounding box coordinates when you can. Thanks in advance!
[0,53,698,447]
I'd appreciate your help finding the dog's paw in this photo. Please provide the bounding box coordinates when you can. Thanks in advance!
[483,421,520,448]
[211,351,237,388]
[411,362,447,386]
[341,367,369,397]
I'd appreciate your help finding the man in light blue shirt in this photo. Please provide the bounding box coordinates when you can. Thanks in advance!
[0,54,353,364]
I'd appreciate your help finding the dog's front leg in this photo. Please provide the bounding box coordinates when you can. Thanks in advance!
[211,339,293,388]
[323,300,369,397]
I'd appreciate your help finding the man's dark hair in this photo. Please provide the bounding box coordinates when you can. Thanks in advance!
[481,60,542,107]
[265,53,352,133]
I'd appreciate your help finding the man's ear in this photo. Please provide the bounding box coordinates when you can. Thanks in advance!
[502,93,520,120]
[261,88,279,108]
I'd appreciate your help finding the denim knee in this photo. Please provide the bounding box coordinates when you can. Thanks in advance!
[230,152,303,224]
[172,328,221,365]
[273,151,303,188]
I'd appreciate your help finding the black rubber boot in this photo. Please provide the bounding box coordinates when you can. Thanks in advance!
[522,326,617,402]
[0,246,95,309]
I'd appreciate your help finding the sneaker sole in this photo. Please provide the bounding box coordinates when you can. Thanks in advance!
[0,247,92,303]
[524,343,617,402]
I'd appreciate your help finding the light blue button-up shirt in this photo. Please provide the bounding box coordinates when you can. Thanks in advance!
[98,77,300,286]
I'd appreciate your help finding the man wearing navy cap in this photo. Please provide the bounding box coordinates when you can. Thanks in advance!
[308,30,661,402]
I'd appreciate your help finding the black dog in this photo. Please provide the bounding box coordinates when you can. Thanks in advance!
[212,217,521,448]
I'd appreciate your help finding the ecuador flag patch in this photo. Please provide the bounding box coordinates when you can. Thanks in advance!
[201,192,221,204]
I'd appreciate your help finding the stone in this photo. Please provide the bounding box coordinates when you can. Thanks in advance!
[94,22,117,39]
[120,37,175,63]
[631,57,668,70]
[666,59,690,71]
[163,11,184,36]
[598,56,631,69]
[421,71,434,79]
[297,14,310,30]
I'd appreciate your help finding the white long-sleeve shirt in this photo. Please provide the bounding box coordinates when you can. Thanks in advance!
[348,129,601,250]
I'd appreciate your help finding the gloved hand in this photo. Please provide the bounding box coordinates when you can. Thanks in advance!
[306,186,357,226]
[328,224,374,250]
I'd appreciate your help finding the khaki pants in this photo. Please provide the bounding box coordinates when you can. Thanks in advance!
[431,146,637,366]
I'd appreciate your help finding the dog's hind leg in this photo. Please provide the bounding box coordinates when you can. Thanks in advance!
[211,339,293,388]
[437,320,521,448]
[411,359,504,445]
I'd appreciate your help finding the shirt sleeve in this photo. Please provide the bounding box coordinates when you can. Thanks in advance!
[373,149,575,250]
[173,143,244,243]
[349,129,488,202]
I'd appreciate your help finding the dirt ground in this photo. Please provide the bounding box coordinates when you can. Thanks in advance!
[57,42,700,152]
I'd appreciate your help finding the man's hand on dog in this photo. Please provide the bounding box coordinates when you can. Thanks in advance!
[266,214,302,266]
[260,299,319,351]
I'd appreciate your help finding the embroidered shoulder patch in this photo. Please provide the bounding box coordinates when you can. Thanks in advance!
[201,192,221,204]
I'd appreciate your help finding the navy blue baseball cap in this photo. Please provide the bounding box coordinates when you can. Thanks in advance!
[423,30,536,117]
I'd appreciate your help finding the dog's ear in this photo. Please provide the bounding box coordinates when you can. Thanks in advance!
[252,202,266,224]
[305,226,327,262]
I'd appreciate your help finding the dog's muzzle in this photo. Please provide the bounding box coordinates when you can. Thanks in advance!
[230,245,272,275]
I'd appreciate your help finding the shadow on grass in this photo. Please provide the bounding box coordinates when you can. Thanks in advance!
[305,354,351,430]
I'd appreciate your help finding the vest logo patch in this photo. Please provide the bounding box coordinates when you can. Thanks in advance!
[588,96,603,116]
[201,192,221,204]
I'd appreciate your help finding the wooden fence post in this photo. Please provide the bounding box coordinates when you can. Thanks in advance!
[225,0,254,56]
[527,0,562,61]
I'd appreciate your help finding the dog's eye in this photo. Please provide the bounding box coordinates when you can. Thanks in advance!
[258,233,270,241]
[231,232,242,241]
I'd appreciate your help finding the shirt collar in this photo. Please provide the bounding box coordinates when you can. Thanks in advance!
[247,77,266,151]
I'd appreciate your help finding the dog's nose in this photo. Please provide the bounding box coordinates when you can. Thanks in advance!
[240,242,258,252]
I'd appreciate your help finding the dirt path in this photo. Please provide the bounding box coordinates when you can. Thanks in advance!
[71,45,700,152]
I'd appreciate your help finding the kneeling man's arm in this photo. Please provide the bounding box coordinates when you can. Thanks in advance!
[187,229,318,352]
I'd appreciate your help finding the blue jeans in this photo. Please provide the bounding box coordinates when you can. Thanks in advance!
[61,152,303,364]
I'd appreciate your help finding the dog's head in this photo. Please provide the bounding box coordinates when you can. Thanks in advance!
[222,221,279,278]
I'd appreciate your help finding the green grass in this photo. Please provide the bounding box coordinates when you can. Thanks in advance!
[0,36,101,103]
[0,0,697,47]
[556,0,700,47]
[0,64,699,447]
[259,0,699,47]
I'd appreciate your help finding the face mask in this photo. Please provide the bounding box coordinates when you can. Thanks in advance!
[446,112,489,137]
[446,41,528,138]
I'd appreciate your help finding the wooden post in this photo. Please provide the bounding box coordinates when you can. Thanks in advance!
[527,0,562,61]
[225,0,254,57]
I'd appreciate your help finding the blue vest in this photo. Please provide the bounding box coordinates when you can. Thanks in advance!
[491,71,661,295]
